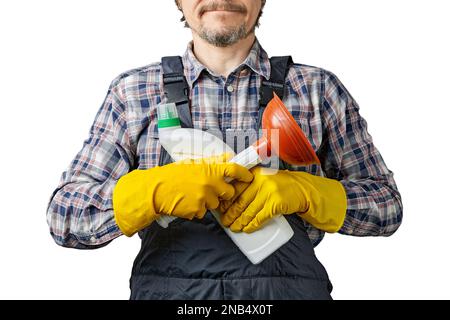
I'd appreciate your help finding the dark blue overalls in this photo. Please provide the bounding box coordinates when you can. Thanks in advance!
[130,56,332,300]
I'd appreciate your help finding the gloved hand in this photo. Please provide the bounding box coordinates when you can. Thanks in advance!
[113,154,253,236]
[220,167,347,233]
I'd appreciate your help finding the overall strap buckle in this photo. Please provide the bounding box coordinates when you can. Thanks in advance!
[259,56,293,108]
[162,56,190,105]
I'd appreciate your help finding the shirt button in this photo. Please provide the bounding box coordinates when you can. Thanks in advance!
[227,85,234,93]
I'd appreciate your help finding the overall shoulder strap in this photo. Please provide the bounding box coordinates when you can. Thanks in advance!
[258,56,293,170]
[159,56,194,166]
[259,56,293,106]
[258,56,293,126]
[161,56,193,129]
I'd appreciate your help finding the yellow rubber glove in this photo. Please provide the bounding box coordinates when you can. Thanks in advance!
[113,154,253,237]
[220,167,347,233]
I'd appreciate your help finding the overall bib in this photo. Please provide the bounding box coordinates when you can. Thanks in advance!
[130,56,333,300]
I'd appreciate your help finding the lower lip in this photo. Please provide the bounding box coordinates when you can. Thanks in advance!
[204,10,243,14]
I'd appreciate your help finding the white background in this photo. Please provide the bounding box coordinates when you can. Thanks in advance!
[1,0,449,300]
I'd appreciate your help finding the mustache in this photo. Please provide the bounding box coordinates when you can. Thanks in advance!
[199,1,247,15]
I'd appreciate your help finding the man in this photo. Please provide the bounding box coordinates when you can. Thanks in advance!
[47,0,403,299]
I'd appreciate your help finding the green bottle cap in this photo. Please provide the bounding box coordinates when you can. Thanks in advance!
[157,103,181,129]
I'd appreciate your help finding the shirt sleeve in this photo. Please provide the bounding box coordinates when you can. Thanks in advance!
[318,70,403,237]
[46,78,135,249]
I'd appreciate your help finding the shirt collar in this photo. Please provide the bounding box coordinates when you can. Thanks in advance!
[241,38,271,80]
[182,37,271,86]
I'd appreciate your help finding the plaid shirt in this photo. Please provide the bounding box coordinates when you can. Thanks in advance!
[47,39,402,249]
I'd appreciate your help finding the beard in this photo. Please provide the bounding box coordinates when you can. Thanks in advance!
[179,0,265,46]
[198,23,251,47]
[193,0,256,47]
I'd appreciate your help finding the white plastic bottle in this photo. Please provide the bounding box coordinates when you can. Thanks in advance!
[155,103,294,264]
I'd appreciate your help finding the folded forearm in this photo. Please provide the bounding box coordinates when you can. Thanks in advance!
[47,180,122,248]
[339,175,403,236]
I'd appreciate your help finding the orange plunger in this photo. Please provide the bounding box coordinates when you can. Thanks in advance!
[253,92,320,166]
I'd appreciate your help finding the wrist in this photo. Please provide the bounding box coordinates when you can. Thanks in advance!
[113,169,158,236]
[291,171,347,233]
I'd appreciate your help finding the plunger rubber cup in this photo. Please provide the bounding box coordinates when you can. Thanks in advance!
[254,93,320,166]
